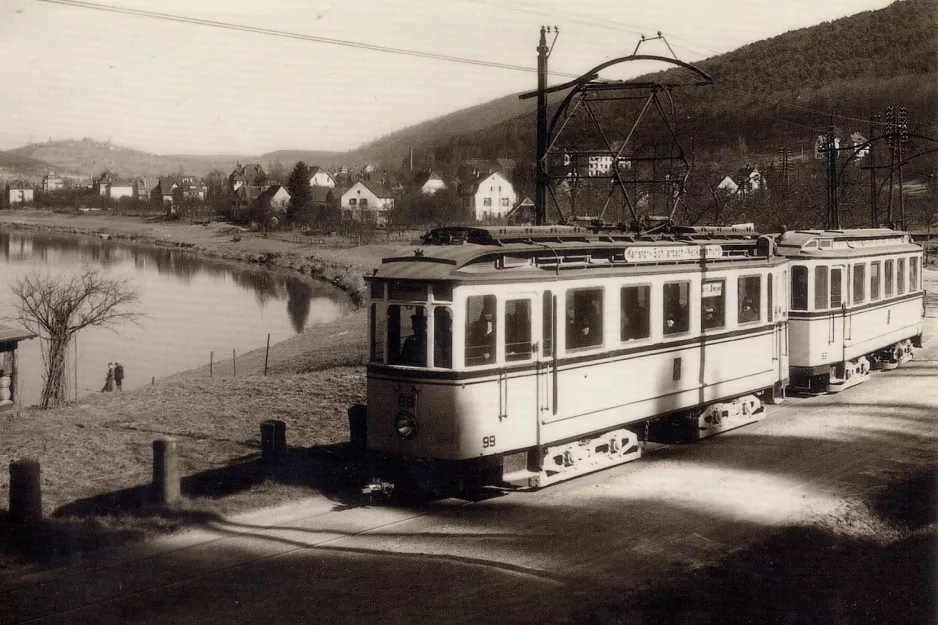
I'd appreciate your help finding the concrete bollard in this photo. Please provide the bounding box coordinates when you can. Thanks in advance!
[260,419,287,463]
[9,458,42,525]
[152,438,181,506]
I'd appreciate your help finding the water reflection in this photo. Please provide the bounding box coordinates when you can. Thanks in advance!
[0,228,353,405]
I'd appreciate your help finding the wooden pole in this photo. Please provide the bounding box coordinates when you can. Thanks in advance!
[233,349,236,377]
[264,333,270,376]
[210,351,213,377]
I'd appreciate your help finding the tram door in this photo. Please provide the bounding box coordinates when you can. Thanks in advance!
[828,265,847,359]
[501,294,538,436]
[535,292,557,422]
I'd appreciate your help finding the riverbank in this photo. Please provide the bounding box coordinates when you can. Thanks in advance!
[0,209,409,577]
[0,209,417,306]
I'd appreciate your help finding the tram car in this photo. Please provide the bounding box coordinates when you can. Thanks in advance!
[357,225,790,490]
[777,228,925,392]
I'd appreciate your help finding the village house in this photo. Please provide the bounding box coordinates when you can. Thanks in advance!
[133,178,150,202]
[250,184,291,228]
[228,163,267,192]
[458,171,518,221]
[41,171,64,193]
[179,175,207,201]
[93,171,133,199]
[340,180,394,225]
[308,166,336,187]
[6,181,34,206]
[151,177,180,206]
[311,186,339,214]
[413,171,447,195]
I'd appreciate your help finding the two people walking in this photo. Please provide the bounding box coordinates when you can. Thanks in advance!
[101,362,124,392]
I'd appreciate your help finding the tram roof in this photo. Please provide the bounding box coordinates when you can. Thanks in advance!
[374,225,771,281]
[776,228,919,257]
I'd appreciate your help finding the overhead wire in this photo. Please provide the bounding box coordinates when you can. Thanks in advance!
[36,0,583,78]
[40,0,938,135]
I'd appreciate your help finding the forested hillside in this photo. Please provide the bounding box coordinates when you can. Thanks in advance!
[357,0,937,188]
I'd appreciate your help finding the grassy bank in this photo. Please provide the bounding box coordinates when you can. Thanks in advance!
[0,210,400,577]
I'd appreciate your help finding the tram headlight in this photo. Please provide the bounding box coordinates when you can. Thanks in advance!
[394,410,418,440]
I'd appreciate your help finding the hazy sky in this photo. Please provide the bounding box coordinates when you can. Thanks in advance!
[0,0,898,156]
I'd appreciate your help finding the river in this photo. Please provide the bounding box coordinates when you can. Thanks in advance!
[0,228,354,406]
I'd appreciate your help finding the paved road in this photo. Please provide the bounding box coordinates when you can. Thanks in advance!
[1,308,936,624]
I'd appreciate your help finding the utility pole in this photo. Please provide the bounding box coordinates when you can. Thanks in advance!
[886,106,895,225]
[825,114,839,229]
[869,114,878,227]
[898,106,908,229]
[535,27,549,226]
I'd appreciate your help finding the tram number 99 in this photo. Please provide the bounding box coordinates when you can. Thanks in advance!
[482,435,496,448]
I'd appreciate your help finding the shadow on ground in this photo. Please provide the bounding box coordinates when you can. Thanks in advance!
[0,442,377,573]
[551,466,938,625]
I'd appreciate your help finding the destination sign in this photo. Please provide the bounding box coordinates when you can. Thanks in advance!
[624,245,723,263]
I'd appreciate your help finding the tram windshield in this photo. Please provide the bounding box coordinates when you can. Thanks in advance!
[381,304,452,368]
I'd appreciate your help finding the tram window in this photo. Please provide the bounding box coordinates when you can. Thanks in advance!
[885,259,894,296]
[910,257,920,291]
[505,299,532,361]
[389,305,428,367]
[543,291,554,357]
[738,276,761,323]
[663,281,690,335]
[814,266,829,309]
[767,274,774,322]
[466,295,497,366]
[370,280,385,300]
[621,285,651,340]
[369,304,386,363]
[566,288,604,349]
[871,262,881,301]
[433,307,453,369]
[897,258,906,295]
[700,280,725,331]
[433,283,453,302]
[830,268,843,308]
[791,266,808,311]
[853,263,866,304]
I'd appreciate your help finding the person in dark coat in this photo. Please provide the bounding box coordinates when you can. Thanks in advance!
[101,363,115,392]
[114,362,124,391]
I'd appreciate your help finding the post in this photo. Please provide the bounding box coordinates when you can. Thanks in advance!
[9,458,42,525]
[260,420,287,463]
[264,333,270,376]
[210,351,214,377]
[152,438,181,506]
[535,26,549,226]
[869,115,878,227]
[232,349,236,377]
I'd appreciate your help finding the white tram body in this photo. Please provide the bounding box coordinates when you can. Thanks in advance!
[778,229,925,391]
[361,226,790,488]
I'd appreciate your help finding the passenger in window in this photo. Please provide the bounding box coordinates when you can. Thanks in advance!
[664,291,689,333]
[467,300,496,363]
[399,310,428,366]
[739,298,759,323]
[568,300,598,348]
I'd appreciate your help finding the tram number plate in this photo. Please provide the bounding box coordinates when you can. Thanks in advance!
[482,436,496,448]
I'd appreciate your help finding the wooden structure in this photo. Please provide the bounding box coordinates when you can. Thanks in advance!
[0,324,36,415]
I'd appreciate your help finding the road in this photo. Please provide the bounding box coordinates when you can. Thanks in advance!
[1,298,936,624]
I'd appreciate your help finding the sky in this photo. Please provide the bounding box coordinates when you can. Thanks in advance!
[0,0,899,156]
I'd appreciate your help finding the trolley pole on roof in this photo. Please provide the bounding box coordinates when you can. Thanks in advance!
[535,27,549,226]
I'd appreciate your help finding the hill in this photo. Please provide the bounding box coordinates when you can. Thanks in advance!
[346,0,937,181]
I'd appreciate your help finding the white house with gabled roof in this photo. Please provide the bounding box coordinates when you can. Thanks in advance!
[308,166,336,187]
[340,180,394,226]
[457,171,517,220]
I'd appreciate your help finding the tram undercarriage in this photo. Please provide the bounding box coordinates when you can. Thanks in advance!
[790,338,915,394]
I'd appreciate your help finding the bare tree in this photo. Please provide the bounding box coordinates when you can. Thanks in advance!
[9,267,141,409]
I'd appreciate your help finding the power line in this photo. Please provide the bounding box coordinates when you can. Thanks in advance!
[37,0,582,78]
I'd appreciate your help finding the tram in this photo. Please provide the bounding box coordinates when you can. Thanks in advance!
[778,228,925,392]
[357,225,790,489]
